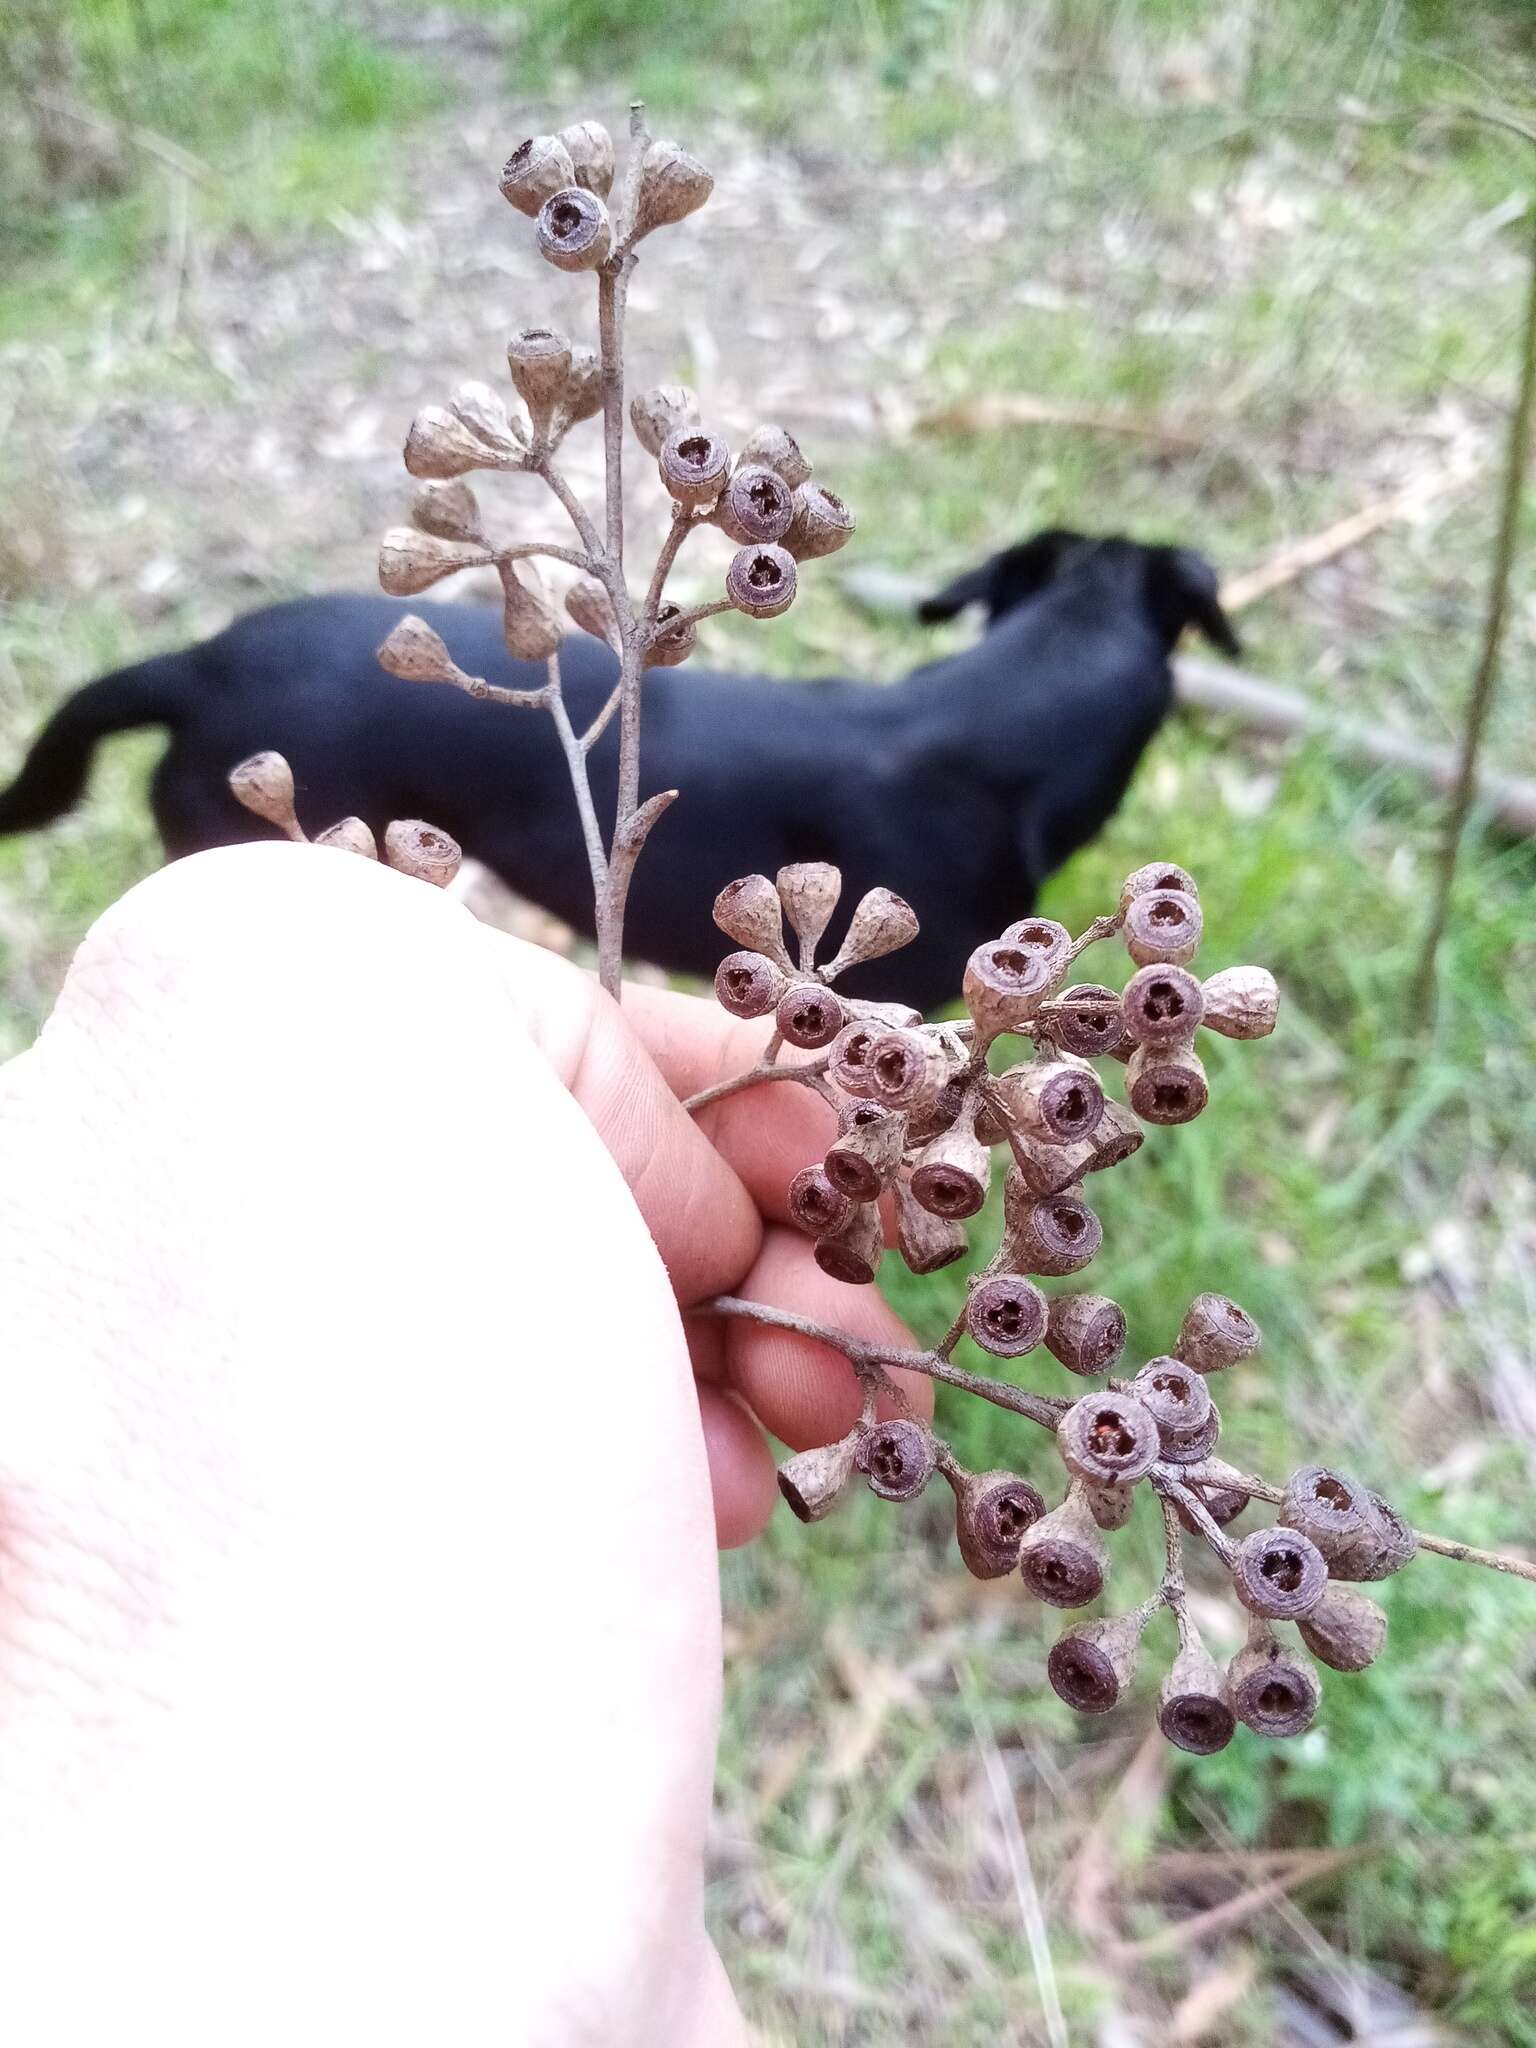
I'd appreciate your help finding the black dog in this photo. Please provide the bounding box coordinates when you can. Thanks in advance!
[0,529,1238,1008]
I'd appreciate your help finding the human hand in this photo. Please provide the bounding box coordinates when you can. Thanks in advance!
[0,844,922,2045]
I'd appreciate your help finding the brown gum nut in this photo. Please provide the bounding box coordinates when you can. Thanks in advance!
[1047,984,1128,1060]
[1279,1464,1372,1562]
[1176,1293,1261,1373]
[1125,1041,1208,1126]
[895,1182,968,1275]
[1047,1613,1144,1713]
[775,981,846,1049]
[1005,1058,1106,1147]
[1057,1393,1161,1485]
[855,1419,936,1502]
[953,1470,1046,1579]
[823,1106,906,1203]
[866,1028,947,1110]
[726,543,798,618]
[1124,888,1203,968]
[964,1273,1048,1358]
[1229,1627,1320,1738]
[1201,964,1280,1040]
[1130,1357,1213,1447]
[713,949,788,1019]
[1018,1491,1107,1608]
[1230,1526,1329,1622]
[1297,1585,1389,1672]
[777,1435,858,1522]
[787,1164,853,1238]
[1119,860,1198,913]
[659,428,732,509]
[1005,1186,1103,1276]
[909,1124,991,1220]
[1159,1643,1237,1754]
[813,1204,883,1286]
[1045,1294,1128,1377]
[717,464,796,545]
[1121,963,1206,1046]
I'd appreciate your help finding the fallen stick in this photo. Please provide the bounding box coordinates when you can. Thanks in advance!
[918,390,1210,456]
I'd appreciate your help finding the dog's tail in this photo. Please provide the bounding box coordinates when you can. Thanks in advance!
[0,651,193,835]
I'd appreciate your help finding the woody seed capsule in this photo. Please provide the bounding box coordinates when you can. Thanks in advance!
[507,328,572,416]
[782,483,856,561]
[557,119,614,197]
[1157,1404,1221,1467]
[726,544,798,619]
[713,873,791,966]
[630,383,701,457]
[777,1433,859,1523]
[1057,1393,1161,1486]
[1048,1611,1149,1714]
[1045,1294,1127,1377]
[383,819,462,888]
[1083,1481,1135,1530]
[314,816,378,859]
[1159,1642,1237,1755]
[499,134,577,216]
[1123,888,1203,967]
[775,981,846,1049]
[965,1273,1048,1358]
[1018,1489,1107,1608]
[866,1028,948,1111]
[963,938,1057,1042]
[1279,1464,1371,1563]
[855,1419,936,1502]
[1175,1293,1261,1373]
[1125,1041,1208,1126]
[1121,963,1205,1046]
[813,1202,883,1286]
[229,751,303,839]
[1200,965,1279,1040]
[405,406,504,480]
[738,425,812,490]
[1229,1622,1320,1738]
[717,465,796,545]
[1297,1585,1389,1672]
[776,861,842,960]
[895,1182,968,1275]
[826,1021,883,1100]
[824,1105,906,1203]
[412,480,486,544]
[787,1164,854,1239]
[379,528,491,596]
[1045,983,1128,1060]
[1330,1491,1418,1582]
[1120,860,1198,912]
[537,186,613,272]
[634,138,714,234]
[1001,1058,1105,1147]
[950,1468,1046,1578]
[557,346,604,426]
[1230,1525,1328,1621]
[1086,1098,1145,1173]
[1005,1184,1103,1277]
[714,949,788,1020]
[1130,1357,1213,1452]
[820,888,921,979]
[909,1122,992,1219]
[1003,1129,1095,1198]
[645,604,697,668]
[999,916,1072,988]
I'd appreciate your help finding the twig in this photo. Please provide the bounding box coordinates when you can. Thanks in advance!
[1409,198,1536,1028]
[918,390,1211,455]
[683,1055,834,1114]
[543,656,608,898]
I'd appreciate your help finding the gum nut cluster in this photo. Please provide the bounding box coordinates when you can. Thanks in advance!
[712,861,1413,1749]
[227,751,462,886]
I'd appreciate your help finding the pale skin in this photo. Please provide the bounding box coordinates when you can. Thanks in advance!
[0,843,926,2046]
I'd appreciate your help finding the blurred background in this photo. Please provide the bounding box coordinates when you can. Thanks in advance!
[3,2,1536,2041]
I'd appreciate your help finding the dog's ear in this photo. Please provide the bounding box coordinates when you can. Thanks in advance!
[917,529,1082,626]
[1152,547,1242,657]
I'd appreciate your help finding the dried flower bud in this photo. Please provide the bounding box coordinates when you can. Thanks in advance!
[500,564,562,661]
[717,464,796,546]
[777,1433,858,1523]
[820,888,920,979]
[557,118,614,197]
[376,614,465,686]
[1297,1585,1389,1672]
[909,1122,991,1219]
[1201,965,1280,1040]
[507,327,572,416]
[1229,1622,1320,1738]
[1058,1392,1161,1486]
[1120,860,1199,913]
[1231,1526,1328,1621]
[451,379,528,457]
[558,345,604,426]
[782,482,856,561]
[815,1203,883,1286]
[564,577,619,650]
[949,1468,1046,1578]
[537,185,613,271]
[404,405,507,480]
[864,1027,947,1111]
[1329,1491,1417,1583]
[1279,1464,1371,1564]
[826,1021,882,1100]
[1002,1130,1095,1197]
[383,818,462,888]
[738,424,812,490]
[1159,1642,1237,1754]
[314,816,378,859]
[379,527,490,596]
[963,938,1057,1042]
[1045,1294,1128,1377]
[1044,984,1128,1061]
[230,750,303,838]
[1130,1358,1213,1454]
[999,1058,1105,1147]
[1004,1184,1103,1277]
[500,133,577,215]
[824,1105,906,1203]
[1121,963,1205,1046]
[726,542,798,618]
[714,948,789,1019]
[1175,1293,1261,1374]
[644,604,698,668]
[787,1164,854,1239]
[1125,1041,1208,1126]
[776,981,846,1049]
[1083,1481,1136,1531]
[1048,1611,1149,1713]
[412,479,486,544]
[1086,1098,1145,1174]
[776,861,841,961]
[713,873,791,966]
[965,1273,1048,1358]
[630,383,701,457]
[1018,1489,1107,1608]
[634,138,713,234]
[895,1182,968,1274]
[1124,888,1203,968]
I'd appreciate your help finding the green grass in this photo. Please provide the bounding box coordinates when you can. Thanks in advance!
[5,0,1536,2040]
